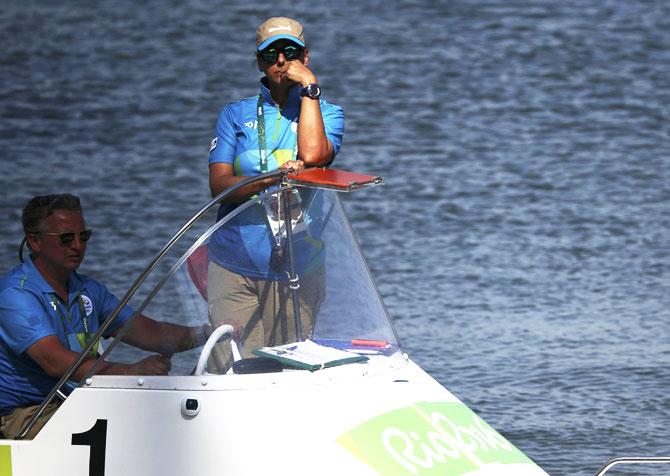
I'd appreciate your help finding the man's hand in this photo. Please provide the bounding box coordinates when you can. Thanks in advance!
[283,60,317,88]
[280,160,305,174]
[128,354,172,375]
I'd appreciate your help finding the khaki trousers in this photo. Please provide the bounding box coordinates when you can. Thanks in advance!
[0,402,60,439]
[207,261,325,373]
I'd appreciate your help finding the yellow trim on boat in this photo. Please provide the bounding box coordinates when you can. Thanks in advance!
[0,445,12,476]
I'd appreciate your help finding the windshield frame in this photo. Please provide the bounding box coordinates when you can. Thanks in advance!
[17,169,393,438]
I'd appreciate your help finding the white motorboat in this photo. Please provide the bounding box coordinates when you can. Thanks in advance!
[0,169,550,476]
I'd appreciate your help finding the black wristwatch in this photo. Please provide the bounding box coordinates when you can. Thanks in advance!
[300,83,321,99]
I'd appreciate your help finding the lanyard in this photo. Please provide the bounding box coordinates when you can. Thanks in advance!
[50,293,92,351]
[257,93,302,254]
[256,94,298,173]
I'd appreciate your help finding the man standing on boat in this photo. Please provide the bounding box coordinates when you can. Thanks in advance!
[206,17,344,371]
[0,194,213,439]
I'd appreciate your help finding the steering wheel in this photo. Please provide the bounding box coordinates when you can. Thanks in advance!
[194,324,241,375]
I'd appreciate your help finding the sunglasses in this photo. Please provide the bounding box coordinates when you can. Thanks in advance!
[259,44,303,64]
[40,229,93,246]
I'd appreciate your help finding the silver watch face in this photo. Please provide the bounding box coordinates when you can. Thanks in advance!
[306,84,321,98]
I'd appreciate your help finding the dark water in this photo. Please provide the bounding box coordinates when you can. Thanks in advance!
[1,1,669,475]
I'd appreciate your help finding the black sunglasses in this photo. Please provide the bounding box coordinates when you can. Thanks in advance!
[259,44,303,64]
[40,229,93,246]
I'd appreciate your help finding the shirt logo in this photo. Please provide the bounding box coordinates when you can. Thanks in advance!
[244,120,257,129]
[80,294,93,316]
[209,137,218,152]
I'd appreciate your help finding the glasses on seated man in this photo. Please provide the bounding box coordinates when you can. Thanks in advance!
[37,229,93,246]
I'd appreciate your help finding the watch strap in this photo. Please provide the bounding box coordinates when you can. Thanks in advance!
[300,83,321,99]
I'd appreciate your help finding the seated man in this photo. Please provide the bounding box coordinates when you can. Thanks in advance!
[0,194,213,439]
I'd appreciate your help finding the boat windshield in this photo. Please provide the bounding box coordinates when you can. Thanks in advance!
[97,179,399,376]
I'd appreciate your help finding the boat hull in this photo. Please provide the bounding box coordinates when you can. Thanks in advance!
[1,355,548,476]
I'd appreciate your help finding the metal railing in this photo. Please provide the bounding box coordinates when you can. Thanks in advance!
[595,456,670,475]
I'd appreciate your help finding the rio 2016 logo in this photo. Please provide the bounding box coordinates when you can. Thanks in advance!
[338,402,535,476]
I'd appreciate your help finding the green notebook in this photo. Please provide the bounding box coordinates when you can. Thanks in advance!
[253,339,368,371]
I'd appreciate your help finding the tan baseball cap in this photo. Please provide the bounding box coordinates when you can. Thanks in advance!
[256,17,305,51]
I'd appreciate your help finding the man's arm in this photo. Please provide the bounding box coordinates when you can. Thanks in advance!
[296,95,334,166]
[209,163,284,199]
[26,335,172,379]
[284,58,334,166]
[119,314,212,356]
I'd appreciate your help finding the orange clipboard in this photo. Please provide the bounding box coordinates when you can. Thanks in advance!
[287,168,383,191]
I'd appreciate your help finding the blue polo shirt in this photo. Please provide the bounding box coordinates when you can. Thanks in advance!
[208,80,344,279]
[0,256,133,415]
[209,79,344,174]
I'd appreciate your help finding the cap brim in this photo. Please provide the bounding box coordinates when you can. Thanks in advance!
[257,35,305,51]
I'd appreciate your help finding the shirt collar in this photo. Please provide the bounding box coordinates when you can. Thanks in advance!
[22,255,53,295]
[259,79,301,108]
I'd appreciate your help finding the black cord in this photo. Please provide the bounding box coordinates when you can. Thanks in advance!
[18,237,27,263]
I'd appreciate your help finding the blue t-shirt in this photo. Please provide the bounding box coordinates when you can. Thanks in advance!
[208,80,344,279]
[0,256,133,415]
